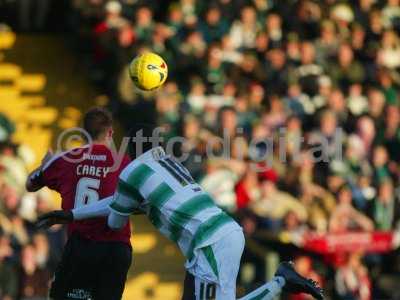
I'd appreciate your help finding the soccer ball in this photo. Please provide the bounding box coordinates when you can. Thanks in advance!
[129,52,168,91]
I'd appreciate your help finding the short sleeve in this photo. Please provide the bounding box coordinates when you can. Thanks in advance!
[109,179,144,216]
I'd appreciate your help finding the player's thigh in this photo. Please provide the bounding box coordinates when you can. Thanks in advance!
[183,230,245,300]
[182,271,196,300]
[95,242,132,300]
[49,235,96,299]
[182,272,236,300]
[182,271,220,300]
[212,229,245,299]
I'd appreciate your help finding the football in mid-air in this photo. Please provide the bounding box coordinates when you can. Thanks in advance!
[129,52,168,91]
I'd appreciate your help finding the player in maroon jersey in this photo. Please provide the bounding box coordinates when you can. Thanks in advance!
[26,107,131,300]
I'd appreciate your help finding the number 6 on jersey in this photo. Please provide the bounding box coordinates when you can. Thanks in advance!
[74,177,100,208]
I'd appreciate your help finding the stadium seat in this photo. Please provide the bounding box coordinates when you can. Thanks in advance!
[24,107,58,124]
[131,234,157,254]
[16,74,46,92]
[0,63,21,80]
[0,31,16,50]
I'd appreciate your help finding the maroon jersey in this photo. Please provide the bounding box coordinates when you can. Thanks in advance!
[41,144,131,245]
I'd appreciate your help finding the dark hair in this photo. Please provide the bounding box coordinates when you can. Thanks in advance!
[83,107,113,140]
[337,183,351,194]
[217,105,236,118]
[127,123,164,159]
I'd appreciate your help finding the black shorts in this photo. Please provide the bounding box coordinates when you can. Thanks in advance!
[50,233,132,300]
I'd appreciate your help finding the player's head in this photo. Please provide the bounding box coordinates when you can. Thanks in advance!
[126,123,163,159]
[83,107,113,144]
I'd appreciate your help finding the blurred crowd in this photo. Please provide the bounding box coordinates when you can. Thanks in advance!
[2,0,400,299]
[0,128,65,299]
[68,0,400,299]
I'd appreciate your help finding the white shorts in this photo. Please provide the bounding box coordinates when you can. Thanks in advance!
[184,229,245,300]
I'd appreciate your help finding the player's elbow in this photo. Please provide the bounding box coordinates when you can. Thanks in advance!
[25,179,40,192]
[26,169,44,192]
[25,181,33,192]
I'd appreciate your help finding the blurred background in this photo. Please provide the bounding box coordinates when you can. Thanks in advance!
[1,0,400,299]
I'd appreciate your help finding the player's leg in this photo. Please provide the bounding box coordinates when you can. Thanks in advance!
[237,277,285,300]
[49,234,95,300]
[49,237,73,299]
[213,229,245,299]
[197,230,323,300]
[182,271,197,300]
[94,241,132,300]
[182,270,219,300]
[183,229,245,300]
[238,262,324,300]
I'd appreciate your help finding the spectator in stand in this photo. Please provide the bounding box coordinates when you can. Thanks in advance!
[335,252,371,300]
[0,231,17,300]
[250,170,307,231]
[315,20,338,64]
[371,145,391,185]
[329,43,365,91]
[65,1,400,297]
[329,185,374,233]
[0,114,15,143]
[202,159,241,212]
[355,116,376,156]
[264,13,283,48]
[308,109,341,164]
[377,30,400,70]
[354,0,374,28]
[299,184,335,233]
[234,165,259,210]
[229,6,259,50]
[326,88,349,128]
[382,0,400,30]
[294,41,324,96]
[264,48,289,95]
[376,105,400,162]
[368,179,400,231]
[198,6,229,43]
[32,233,50,271]
[134,6,155,43]
[347,84,368,118]
[18,244,50,300]
[367,88,386,127]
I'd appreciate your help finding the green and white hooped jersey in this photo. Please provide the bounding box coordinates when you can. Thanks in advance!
[109,147,241,261]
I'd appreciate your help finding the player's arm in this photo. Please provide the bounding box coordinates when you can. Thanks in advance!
[26,150,54,192]
[36,182,145,229]
[26,166,44,192]
[36,195,114,228]
[72,196,114,219]
[107,191,144,230]
[74,176,145,230]
[36,196,114,229]
[36,166,146,229]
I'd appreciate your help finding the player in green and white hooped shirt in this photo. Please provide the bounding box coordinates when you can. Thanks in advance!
[37,125,323,300]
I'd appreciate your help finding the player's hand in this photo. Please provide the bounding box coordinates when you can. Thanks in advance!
[36,210,73,229]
